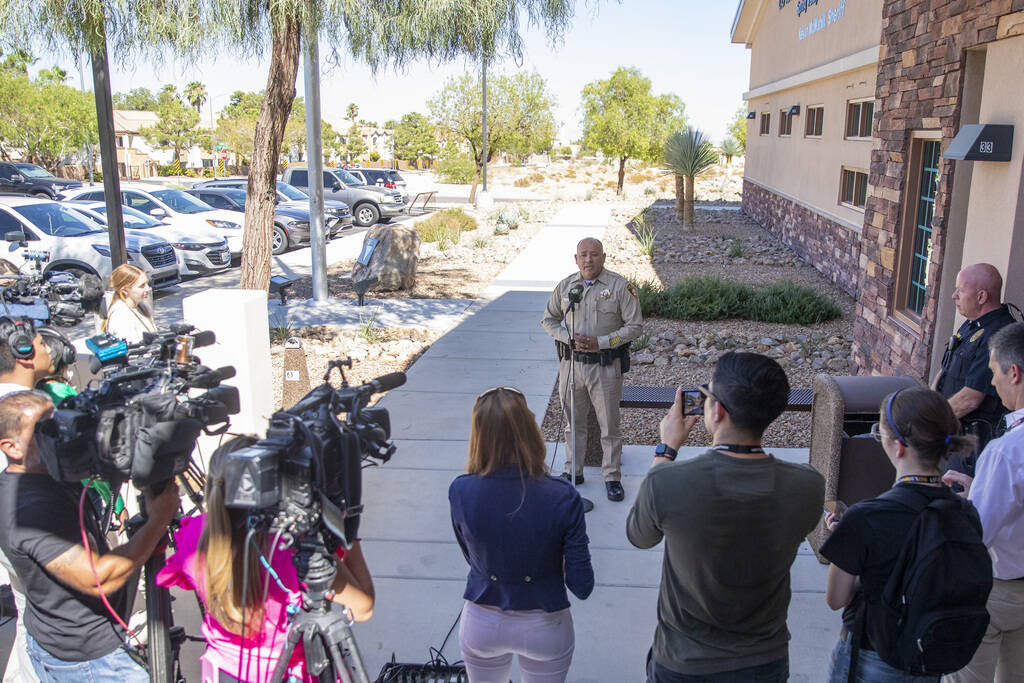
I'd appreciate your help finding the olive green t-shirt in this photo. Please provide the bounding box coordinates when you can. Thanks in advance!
[626,449,824,675]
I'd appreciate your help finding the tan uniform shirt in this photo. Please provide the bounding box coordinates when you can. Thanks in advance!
[541,268,643,350]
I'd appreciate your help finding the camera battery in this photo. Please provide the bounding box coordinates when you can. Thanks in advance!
[222,443,281,509]
[86,333,128,364]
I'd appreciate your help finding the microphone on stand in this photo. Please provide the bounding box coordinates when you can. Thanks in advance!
[566,283,584,312]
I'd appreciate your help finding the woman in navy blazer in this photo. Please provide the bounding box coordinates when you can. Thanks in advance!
[449,386,594,683]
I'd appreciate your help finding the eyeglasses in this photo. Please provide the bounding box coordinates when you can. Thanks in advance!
[869,422,884,442]
[476,386,525,401]
[698,383,729,414]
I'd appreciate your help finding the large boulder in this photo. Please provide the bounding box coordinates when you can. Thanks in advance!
[351,225,420,291]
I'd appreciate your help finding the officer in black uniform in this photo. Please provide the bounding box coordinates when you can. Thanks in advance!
[934,263,1017,472]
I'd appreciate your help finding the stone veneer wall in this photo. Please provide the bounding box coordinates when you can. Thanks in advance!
[742,180,862,298]
[853,2,1024,378]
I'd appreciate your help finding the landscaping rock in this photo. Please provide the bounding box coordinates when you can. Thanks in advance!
[351,225,421,291]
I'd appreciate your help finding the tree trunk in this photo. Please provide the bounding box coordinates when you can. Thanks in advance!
[239,15,301,291]
[468,161,481,204]
[674,175,684,223]
[616,156,626,195]
[683,175,695,229]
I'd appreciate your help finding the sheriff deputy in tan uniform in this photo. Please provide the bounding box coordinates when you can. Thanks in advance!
[541,237,643,502]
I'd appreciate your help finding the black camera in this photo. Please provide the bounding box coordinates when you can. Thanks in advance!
[36,326,240,488]
[0,265,104,327]
[220,359,404,549]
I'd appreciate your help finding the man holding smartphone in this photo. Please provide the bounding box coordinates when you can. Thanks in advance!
[627,352,824,682]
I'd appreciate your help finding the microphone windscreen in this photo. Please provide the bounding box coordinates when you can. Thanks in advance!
[215,365,236,381]
[371,372,406,393]
[191,330,216,348]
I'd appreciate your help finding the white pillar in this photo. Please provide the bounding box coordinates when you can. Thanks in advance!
[181,289,272,441]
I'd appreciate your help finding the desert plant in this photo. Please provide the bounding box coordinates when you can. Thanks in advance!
[493,223,510,236]
[495,208,520,229]
[644,186,656,196]
[359,307,384,344]
[720,137,742,165]
[632,328,651,351]
[728,240,745,258]
[513,177,532,187]
[473,236,488,248]
[416,209,477,243]
[632,211,658,257]
[584,189,593,201]
[517,205,530,221]
[664,127,719,229]
[269,313,297,344]
[436,156,476,184]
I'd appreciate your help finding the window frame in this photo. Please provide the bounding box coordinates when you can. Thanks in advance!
[893,132,943,329]
[778,109,794,137]
[838,167,869,211]
[805,105,824,138]
[759,112,771,136]
[845,98,875,140]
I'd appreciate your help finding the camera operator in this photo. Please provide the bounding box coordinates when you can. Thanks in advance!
[0,390,179,681]
[156,436,375,682]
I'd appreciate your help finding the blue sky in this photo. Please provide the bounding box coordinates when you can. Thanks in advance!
[45,1,751,143]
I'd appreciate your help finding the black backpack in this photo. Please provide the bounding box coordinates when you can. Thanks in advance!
[852,486,992,678]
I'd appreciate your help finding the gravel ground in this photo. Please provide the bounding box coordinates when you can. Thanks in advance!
[539,203,856,449]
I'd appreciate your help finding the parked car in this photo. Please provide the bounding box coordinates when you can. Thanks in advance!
[190,178,354,236]
[280,166,406,227]
[0,196,181,288]
[63,201,231,278]
[0,162,83,199]
[346,168,409,203]
[184,186,313,255]
[59,182,244,257]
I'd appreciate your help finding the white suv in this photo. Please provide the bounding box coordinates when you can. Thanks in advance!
[0,195,181,288]
[60,182,244,257]
[64,201,231,278]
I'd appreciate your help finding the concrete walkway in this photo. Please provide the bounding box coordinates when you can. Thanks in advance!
[351,203,838,681]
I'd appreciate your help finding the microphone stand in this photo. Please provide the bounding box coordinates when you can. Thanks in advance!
[566,298,594,514]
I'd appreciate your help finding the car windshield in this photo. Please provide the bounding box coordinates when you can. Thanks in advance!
[332,169,364,187]
[13,164,54,179]
[97,205,163,229]
[277,182,308,200]
[151,188,213,214]
[387,170,405,182]
[14,203,105,237]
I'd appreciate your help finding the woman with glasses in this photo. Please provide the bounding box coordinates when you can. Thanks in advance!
[449,386,594,683]
[819,387,980,682]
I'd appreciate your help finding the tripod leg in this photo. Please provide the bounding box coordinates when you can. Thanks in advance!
[144,555,174,683]
[268,623,304,682]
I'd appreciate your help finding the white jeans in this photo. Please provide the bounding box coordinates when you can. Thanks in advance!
[459,601,575,683]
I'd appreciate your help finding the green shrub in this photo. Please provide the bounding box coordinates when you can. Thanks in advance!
[158,164,179,176]
[728,240,745,258]
[493,223,510,236]
[495,208,520,229]
[644,186,656,196]
[436,156,476,184]
[416,208,477,244]
[201,167,215,178]
[629,276,842,325]
[183,168,197,177]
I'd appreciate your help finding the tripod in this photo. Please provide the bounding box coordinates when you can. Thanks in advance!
[269,534,370,683]
[565,290,594,514]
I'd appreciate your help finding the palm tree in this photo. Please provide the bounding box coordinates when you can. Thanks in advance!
[664,127,719,229]
[720,137,741,165]
[346,102,359,122]
[184,81,207,113]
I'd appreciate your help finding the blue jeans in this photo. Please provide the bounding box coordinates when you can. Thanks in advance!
[25,631,149,683]
[646,648,789,682]
[827,636,939,682]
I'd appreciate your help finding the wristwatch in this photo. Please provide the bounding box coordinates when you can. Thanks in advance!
[654,443,678,461]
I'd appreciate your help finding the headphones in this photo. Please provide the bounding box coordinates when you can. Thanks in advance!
[37,326,76,370]
[0,317,35,360]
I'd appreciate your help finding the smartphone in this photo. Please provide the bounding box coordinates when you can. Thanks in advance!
[823,500,848,518]
[682,389,704,416]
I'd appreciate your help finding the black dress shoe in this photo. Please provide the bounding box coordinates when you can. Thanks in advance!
[605,481,625,502]
[560,472,584,485]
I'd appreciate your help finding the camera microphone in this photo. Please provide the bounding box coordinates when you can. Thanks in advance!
[360,372,406,396]
[185,365,236,390]
[191,330,216,349]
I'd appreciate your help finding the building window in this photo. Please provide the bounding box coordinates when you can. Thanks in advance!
[778,109,794,136]
[759,112,771,135]
[805,106,824,137]
[897,139,941,316]
[839,168,868,209]
[115,135,126,148]
[845,100,874,139]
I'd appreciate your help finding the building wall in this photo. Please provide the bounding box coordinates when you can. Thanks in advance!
[852,3,1024,378]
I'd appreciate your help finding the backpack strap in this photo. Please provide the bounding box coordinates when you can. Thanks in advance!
[877,484,932,512]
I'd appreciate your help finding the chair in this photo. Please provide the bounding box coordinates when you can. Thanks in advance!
[807,374,922,561]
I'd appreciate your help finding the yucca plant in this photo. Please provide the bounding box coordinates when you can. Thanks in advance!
[720,137,742,165]
[664,127,719,229]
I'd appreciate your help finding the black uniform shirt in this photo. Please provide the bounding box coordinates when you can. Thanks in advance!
[937,304,1016,426]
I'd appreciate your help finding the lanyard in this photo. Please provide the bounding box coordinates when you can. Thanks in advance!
[714,444,765,454]
[895,474,942,485]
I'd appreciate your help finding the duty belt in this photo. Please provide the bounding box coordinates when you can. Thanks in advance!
[556,340,628,365]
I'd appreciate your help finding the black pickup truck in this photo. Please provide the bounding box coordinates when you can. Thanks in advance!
[0,162,82,199]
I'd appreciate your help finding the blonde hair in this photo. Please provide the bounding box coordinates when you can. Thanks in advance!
[198,436,267,634]
[466,389,547,478]
[102,264,153,332]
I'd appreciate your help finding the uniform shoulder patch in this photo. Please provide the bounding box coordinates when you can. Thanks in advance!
[626,283,638,300]
[969,329,984,343]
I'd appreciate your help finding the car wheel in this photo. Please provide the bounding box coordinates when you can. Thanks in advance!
[271,225,288,255]
[32,191,51,199]
[353,203,380,227]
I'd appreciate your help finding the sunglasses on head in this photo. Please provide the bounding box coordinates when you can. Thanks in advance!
[476,386,525,401]
[697,383,730,414]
